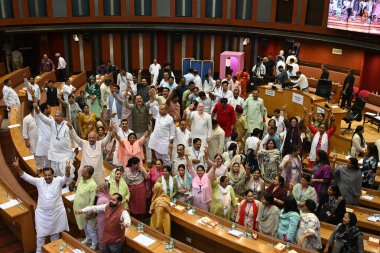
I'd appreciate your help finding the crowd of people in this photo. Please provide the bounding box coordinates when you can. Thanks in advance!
[4,51,380,253]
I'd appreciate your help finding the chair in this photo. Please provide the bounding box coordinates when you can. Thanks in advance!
[341,97,366,134]
[358,89,370,102]
[316,79,332,101]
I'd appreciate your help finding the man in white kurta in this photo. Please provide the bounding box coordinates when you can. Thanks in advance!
[35,104,52,171]
[171,120,191,159]
[208,120,225,160]
[22,111,38,155]
[69,122,113,185]
[243,90,266,133]
[148,104,175,166]
[34,106,75,181]
[15,159,70,253]
[187,103,212,147]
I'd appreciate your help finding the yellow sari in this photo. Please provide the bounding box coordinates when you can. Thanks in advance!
[149,182,171,235]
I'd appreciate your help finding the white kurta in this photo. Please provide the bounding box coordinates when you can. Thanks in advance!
[187,146,206,169]
[21,173,69,237]
[148,114,175,155]
[35,115,52,157]
[22,113,38,154]
[171,127,191,159]
[36,113,72,162]
[71,130,112,185]
[208,126,225,160]
[188,111,212,146]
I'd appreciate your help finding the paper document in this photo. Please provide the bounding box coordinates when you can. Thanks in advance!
[133,234,156,247]
[228,230,244,238]
[361,195,374,200]
[8,124,21,129]
[65,193,76,201]
[0,199,20,210]
[61,187,70,195]
[23,155,34,161]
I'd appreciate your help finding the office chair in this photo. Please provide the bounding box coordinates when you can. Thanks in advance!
[341,97,366,134]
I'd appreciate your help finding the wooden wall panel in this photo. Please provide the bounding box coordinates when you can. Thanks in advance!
[70,38,81,73]
[83,38,93,71]
[157,32,168,65]
[142,32,151,70]
[185,33,193,58]
[298,39,364,71]
[173,35,182,71]
[101,33,110,62]
[202,35,211,60]
[113,33,122,68]
[130,32,140,70]
[213,34,223,74]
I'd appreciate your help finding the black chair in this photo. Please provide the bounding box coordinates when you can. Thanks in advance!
[316,79,332,101]
[341,97,366,134]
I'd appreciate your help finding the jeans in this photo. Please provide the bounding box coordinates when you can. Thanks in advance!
[105,242,124,253]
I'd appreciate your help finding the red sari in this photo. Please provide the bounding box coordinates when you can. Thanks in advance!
[237,200,258,230]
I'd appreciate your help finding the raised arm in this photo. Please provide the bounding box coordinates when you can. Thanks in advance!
[112,91,124,105]
[13,157,39,185]
[74,204,107,215]
[185,149,196,178]
[67,121,84,147]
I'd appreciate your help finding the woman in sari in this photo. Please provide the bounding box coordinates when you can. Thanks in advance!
[245,167,265,201]
[296,200,322,251]
[227,161,246,196]
[156,166,178,199]
[291,174,318,211]
[256,139,281,183]
[185,149,215,211]
[78,104,97,139]
[280,144,302,188]
[85,75,102,118]
[310,149,332,201]
[265,175,287,208]
[123,157,150,217]
[236,189,260,230]
[149,159,164,187]
[257,193,280,237]
[281,105,304,157]
[59,94,82,133]
[173,164,192,202]
[116,130,151,168]
[108,167,130,209]
[210,175,239,220]
[222,143,238,169]
[324,212,364,253]
[149,182,171,236]
[317,185,346,225]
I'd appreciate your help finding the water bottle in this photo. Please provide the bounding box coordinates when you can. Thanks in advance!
[169,238,174,249]
[140,222,144,232]
[286,241,290,251]
[231,222,236,230]
[165,242,170,252]
[59,243,64,252]
[347,150,351,157]
[172,198,177,205]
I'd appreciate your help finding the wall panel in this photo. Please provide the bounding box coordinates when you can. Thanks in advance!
[142,32,152,70]
[101,33,110,62]
[112,32,122,68]
[83,37,93,71]
[130,32,140,70]
[70,37,81,73]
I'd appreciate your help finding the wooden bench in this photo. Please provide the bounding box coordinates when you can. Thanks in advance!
[320,222,380,253]
[0,145,36,253]
[42,232,96,253]
[345,205,380,233]
[169,201,314,253]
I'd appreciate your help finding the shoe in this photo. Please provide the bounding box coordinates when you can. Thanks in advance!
[90,243,98,250]
[148,162,153,168]
[81,238,91,245]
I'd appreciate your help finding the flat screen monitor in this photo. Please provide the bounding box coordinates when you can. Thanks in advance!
[327,0,380,35]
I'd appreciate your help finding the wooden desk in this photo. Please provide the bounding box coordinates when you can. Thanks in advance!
[314,102,347,133]
[170,201,314,253]
[0,146,36,253]
[320,222,380,253]
[125,218,203,253]
[258,85,325,125]
[42,232,96,253]
[346,205,380,233]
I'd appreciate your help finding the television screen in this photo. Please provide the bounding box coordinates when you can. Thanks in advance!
[327,0,380,35]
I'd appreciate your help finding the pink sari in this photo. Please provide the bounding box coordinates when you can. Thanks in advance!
[189,166,212,211]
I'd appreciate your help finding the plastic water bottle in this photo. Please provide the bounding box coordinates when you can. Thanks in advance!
[165,242,170,252]
[59,243,64,252]
[286,241,290,251]
[231,222,236,230]
[140,222,144,232]
[172,198,177,205]
[169,238,174,249]
[347,150,351,157]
